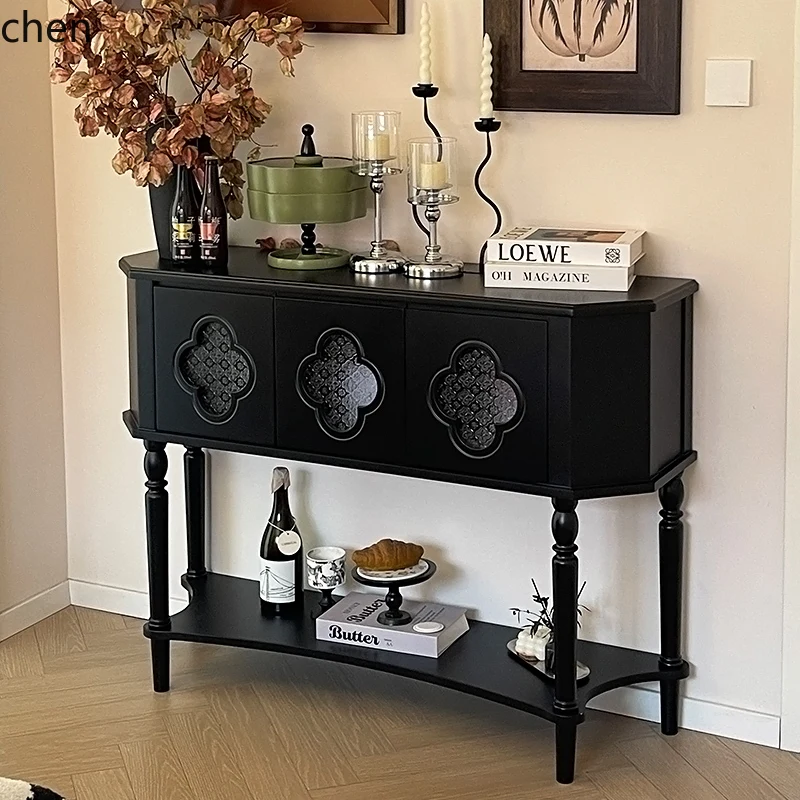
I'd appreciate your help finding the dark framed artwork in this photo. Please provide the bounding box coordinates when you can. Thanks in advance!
[484,0,682,114]
[217,0,404,34]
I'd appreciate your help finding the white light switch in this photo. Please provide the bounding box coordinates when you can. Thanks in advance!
[705,60,753,107]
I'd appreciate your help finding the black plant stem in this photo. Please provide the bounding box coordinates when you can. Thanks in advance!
[171,28,197,91]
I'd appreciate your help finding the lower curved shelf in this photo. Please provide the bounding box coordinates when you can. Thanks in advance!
[145,572,688,724]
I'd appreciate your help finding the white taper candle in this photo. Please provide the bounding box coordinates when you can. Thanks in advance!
[480,33,494,119]
[419,2,432,85]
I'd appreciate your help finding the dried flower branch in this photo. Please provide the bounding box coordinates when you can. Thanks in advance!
[51,0,305,218]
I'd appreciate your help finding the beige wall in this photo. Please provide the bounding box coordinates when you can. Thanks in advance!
[0,0,68,635]
[782,0,800,752]
[50,0,795,739]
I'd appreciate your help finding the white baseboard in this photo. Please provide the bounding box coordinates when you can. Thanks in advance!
[588,684,781,747]
[0,581,71,642]
[66,580,781,748]
[68,580,188,619]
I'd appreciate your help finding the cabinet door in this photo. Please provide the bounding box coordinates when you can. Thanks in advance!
[154,287,274,444]
[275,299,405,462]
[406,309,547,483]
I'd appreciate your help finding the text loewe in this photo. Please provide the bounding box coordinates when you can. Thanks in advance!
[1,11,90,43]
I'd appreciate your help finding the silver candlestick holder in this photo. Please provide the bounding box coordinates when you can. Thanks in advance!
[350,111,406,274]
[405,136,462,279]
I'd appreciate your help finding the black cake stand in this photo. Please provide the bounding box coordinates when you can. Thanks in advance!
[351,558,437,627]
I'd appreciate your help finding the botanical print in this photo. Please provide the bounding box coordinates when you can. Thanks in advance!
[523,0,637,73]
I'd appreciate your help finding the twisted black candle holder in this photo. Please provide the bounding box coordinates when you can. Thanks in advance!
[411,84,443,236]
[474,117,503,275]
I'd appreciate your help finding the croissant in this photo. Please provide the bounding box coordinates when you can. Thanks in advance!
[353,539,424,571]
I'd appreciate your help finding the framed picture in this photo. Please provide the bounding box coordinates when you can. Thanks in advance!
[217,0,405,34]
[484,0,682,114]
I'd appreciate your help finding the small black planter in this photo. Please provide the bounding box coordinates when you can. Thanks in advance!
[149,173,178,261]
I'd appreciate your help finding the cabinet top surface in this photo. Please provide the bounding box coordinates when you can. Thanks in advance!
[120,248,698,316]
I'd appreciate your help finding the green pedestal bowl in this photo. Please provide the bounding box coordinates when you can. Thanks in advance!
[247,130,368,271]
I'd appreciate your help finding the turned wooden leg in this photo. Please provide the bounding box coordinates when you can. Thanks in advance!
[144,440,171,692]
[184,446,207,580]
[552,498,580,784]
[555,720,578,784]
[658,475,685,735]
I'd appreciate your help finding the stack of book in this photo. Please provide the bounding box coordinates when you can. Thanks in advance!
[483,227,646,292]
[316,592,469,658]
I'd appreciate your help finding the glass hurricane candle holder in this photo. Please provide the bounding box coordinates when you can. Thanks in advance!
[350,111,406,274]
[405,137,463,279]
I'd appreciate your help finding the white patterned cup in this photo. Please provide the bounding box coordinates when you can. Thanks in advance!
[306,547,347,591]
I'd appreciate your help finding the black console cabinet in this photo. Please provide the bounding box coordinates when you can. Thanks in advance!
[121,248,697,783]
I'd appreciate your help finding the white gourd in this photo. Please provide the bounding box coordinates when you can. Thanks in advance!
[515,627,552,661]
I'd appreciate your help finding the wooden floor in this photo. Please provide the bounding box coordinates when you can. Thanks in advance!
[1,608,798,800]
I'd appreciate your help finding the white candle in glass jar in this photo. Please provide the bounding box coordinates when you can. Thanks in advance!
[417,160,448,190]
[365,132,393,161]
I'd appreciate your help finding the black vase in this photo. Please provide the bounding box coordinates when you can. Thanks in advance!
[149,172,178,261]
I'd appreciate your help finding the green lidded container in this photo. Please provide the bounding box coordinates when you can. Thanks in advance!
[246,125,368,270]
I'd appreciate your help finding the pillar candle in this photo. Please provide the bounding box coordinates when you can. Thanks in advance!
[419,2,432,85]
[480,33,494,119]
[417,160,448,190]
[365,132,393,161]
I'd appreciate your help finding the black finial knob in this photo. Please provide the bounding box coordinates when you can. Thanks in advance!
[300,124,316,157]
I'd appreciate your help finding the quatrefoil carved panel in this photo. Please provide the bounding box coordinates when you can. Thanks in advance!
[296,329,384,441]
[174,316,256,424]
[429,341,525,458]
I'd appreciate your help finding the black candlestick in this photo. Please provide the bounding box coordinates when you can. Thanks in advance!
[411,84,444,236]
[474,117,503,275]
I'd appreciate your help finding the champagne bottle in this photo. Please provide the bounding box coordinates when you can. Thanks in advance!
[199,155,229,267]
[170,164,198,262]
[260,467,303,615]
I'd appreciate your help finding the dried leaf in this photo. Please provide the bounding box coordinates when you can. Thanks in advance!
[125,10,144,36]
[185,4,201,26]
[279,56,295,77]
[78,115,100,137]
[91,31,106,55]
[218,65,235,90]
[112,149,130,174]
[256,28,275,46]
[278,39,303,59]
[50,66,73,84]
[256,236,276,252]
[65,71,90,98]
[226,193,244,219]
[113,84,135,106]
[149,101,164,123]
